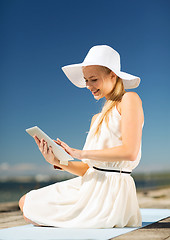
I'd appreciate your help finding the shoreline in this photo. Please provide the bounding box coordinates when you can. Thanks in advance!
[136,184,170,192]
[1,185,170,206]
[1,182,170,205]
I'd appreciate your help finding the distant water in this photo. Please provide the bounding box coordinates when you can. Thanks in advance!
[0,173,170,203]
[0,180,60,203]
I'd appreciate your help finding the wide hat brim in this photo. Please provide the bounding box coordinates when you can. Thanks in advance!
[62,63,140,89]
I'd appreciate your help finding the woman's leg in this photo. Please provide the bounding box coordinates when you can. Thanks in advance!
[19,194,41,226]
[19,194,26,212]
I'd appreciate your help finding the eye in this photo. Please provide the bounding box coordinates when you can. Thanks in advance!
[84,79,97,83]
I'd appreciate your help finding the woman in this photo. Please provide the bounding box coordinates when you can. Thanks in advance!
[19,45,144,228]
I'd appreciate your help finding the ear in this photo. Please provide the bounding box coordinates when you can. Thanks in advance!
[110,71,116,79]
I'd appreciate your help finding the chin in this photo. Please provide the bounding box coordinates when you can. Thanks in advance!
[94,95,102,100]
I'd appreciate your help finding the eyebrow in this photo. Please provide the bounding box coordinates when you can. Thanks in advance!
[83,76,97,80]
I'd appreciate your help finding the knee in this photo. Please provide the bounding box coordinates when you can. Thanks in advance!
[23,215,40,226]
[19,195,41,227]
[19,194,26,212]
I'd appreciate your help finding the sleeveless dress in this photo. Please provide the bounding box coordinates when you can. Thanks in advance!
[23,105,144,228]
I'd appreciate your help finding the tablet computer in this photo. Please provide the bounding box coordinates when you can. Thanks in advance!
[26,126,74,166]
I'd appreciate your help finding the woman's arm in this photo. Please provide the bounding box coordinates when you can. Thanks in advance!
[56,92,144,163]
[82,92,144,162]
[54,160,89,177]
[82,145,132,162]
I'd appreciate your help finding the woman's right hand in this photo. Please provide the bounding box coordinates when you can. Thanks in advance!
[33,135,60,167]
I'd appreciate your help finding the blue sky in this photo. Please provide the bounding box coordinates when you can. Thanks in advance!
[0,0,170,177]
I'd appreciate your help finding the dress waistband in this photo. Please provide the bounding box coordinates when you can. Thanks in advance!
[93,166,131,174]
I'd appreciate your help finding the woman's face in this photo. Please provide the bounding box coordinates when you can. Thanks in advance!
[82,65,117,100]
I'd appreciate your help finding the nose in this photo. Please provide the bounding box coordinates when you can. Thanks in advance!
[86,84,90,90]
[86,82,93,90]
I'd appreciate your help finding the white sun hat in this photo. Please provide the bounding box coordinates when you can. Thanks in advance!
[61,45,140,89]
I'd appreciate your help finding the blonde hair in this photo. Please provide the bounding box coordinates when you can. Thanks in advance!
[88,66,127,139]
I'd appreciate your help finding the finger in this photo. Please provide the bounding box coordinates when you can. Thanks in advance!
[60,141,70,150]
[33,135,40,147]
[56,139,71,154]
[57,138,66,147]
[39,139,45,152]
[49,146,54,154]
[33,135,39,140]
[55,139,68,150]
[44,141,48,154]
[59,143,71,154]
[57,138,63,144]
[53,139,61,145]
[56,138,62,145]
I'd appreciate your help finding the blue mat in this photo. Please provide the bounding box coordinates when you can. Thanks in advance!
[0,209,170,240]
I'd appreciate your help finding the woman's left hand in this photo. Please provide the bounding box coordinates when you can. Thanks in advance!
[54,138,84,160]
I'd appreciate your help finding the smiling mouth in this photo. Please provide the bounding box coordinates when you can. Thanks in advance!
[92,89,100,95]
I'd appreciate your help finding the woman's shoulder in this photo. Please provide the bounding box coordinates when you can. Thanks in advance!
[122,92,142,102]
[118,92,144,126]
[118,92,142,115]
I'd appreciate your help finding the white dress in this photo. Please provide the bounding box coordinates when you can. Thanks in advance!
[23,105,144,228]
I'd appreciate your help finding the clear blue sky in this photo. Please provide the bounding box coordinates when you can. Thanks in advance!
[0,0,170,176]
